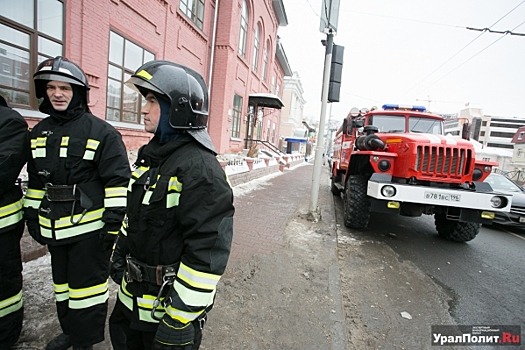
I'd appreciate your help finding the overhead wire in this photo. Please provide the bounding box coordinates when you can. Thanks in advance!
[401,0,525,97]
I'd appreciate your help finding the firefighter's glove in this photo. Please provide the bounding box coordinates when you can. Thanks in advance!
[109,234,128,285]
[153,315,194,349]
[99,223,120,251]
[27,220,46,246]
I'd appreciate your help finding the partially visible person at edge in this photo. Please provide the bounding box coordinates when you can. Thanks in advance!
[0,95,30,349]
[108,60,235,350]
[22,56,131,350]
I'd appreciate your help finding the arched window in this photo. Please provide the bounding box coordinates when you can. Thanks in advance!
[252,23,261,71]
[262,39,269,80]
[238,0,248,57]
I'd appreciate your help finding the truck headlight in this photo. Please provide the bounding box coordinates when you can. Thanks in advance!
[381,185,396,197]
[490,196,508,208]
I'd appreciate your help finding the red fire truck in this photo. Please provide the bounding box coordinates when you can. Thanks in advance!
[330,104,511,242]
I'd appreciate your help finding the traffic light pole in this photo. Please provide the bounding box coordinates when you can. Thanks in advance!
[309,31,334,219]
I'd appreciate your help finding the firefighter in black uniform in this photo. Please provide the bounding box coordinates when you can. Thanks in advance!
[23,57,131,350]
[108,60,234,350]
[0,95,30,349]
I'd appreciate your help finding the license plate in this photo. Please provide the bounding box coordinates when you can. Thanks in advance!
[519,217,525,223]
[424,192,461,202]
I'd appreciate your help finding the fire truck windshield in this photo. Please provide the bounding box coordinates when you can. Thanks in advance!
[369,115,443,135]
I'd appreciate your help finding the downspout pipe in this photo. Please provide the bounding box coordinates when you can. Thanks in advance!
[208,0,219,98]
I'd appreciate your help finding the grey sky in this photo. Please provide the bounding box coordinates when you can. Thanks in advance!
[278,0,525,122]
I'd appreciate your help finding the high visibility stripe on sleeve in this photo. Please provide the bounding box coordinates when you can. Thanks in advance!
[137,294,165,323]
[165,305,202,324]
[173,279,216,307]
[23,188,45,209]
[104,186,127,207]
[128,166,149,191]
[177,263,221,291]
[0,199,23,228]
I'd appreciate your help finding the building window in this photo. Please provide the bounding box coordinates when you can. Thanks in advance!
[518,132,524,141]
[262,39,269,81]
[272,122,276,144]
[238,0,248,57]
[231,94,242,138]
[0,0,64,108]
[265,119,270,141]
[518,149,523,157]
[106,32,154,124]
[179,0,204,30]
[252,23,260,71]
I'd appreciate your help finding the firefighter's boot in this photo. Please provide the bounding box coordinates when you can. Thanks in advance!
[45,333,71,350]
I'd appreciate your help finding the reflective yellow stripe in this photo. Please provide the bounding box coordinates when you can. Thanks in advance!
[173,280,215,306]
[52,220,104,240]
[0,199,23,217]
[106,187,127,198]
[129,166,149,191]
[165,305,201,324]
[105,197,126,207]
[53,283,69,302]
[166,193,180,208]
[32,137,47,158]
[25,188,45,200]
[142,191,153,205]
[0,211,22,228]
[0,199,23,227]
[83,150,95,160]
[60,136,69,158]
[118,280,134,311]
[177,263,221,290]
[69,291,108,309]
[64,280,109,309]
[168,177,182,192]
[137,294,165,323]
[0,290,23,318]
[86,139,100,151]
[53,208,104,229]
[69,280,108,299]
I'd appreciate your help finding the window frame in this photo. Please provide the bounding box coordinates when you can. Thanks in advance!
[0,0,65,109]
[238,0,248,57]
[106,31,154,124]
[179,0,205,30]
[231,94,243,138]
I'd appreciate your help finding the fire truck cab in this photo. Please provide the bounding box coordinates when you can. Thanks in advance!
[330,104,511,242]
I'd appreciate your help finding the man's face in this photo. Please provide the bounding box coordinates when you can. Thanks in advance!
[46,81,73,111]
[142,92,161,133]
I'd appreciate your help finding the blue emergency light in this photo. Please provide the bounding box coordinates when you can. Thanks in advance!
[382,104,426,112]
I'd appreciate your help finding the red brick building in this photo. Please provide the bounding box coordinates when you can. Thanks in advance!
[0,0,291,153]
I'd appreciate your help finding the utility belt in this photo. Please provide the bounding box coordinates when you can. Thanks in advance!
[43,181,103,224]
[45,183,78,202]
[125,255,178,286]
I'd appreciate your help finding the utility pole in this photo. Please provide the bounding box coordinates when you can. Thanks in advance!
[309,0,340,219]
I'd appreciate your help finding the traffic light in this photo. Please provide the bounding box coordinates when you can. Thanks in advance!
[328,44,344,102]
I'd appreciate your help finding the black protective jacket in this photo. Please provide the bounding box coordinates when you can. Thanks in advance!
[112,134,234,329]
[24,110,130,245]
[0,102,29,232]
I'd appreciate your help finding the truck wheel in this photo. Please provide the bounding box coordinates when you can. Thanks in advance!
[434,214,480,242]
[343,175,370,229]
[331,172,341,196]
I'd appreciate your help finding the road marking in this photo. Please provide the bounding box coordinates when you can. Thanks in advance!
[505,230,525,241]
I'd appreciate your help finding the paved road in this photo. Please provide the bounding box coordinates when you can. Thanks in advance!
[334,195,524,349]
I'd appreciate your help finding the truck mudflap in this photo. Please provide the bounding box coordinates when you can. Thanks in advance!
[367,175,512,213]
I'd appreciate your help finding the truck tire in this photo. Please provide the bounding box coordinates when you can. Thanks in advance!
[343,175,370,229]
[331,172,341,196]
[434,214,480,242]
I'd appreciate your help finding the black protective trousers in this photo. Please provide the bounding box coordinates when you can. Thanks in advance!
[47,234,112,347]
[109,299,203,350]
[0,221,24,349]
